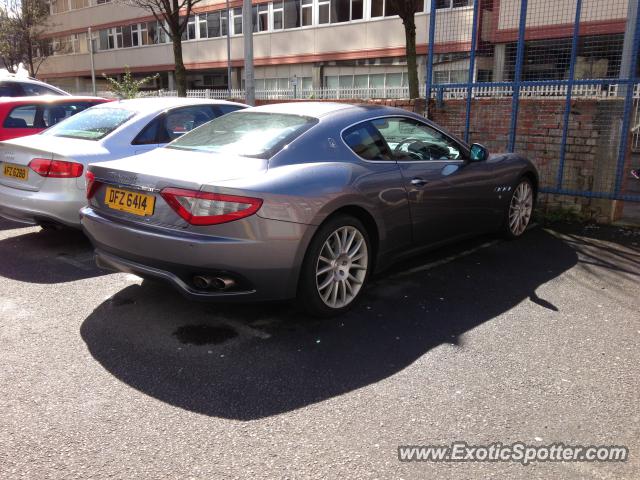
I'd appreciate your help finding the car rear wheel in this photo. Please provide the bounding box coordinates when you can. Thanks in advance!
[298,215,371,317]
[503,178,534,239]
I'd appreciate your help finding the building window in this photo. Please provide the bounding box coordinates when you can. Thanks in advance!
[232,8,243,35]
[434,69,468,84]
[301,0,313,25]
[318,0,330,24]
[436,0,471,8]
[182,15,196,40]
[372,0,424,17]
[253,3,269,32]
[272,1,284,29]
[283,0,301,29]
[198,14,208,38]
[122,25,133,48]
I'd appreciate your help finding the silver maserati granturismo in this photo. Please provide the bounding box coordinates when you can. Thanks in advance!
[80,102,537,316]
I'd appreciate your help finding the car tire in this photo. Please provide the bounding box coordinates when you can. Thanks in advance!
[297,214,372,318]
[502,177,535,240]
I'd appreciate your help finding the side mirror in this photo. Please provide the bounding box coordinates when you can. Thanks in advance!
[470,143,489,162]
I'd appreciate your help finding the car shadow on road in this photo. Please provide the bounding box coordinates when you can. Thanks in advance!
[0,219,30,231]
[0,224,107,283]
[80,228,578,420]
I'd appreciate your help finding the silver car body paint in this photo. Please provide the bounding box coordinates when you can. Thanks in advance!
[81,102,539,302]
[0,97,246,227]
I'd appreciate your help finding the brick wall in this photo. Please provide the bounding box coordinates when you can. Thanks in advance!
[429,98,629,222]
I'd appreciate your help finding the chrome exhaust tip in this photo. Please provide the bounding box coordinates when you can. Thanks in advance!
[192,275,236,291]
[212,277,235,291]
[192,275,213,290]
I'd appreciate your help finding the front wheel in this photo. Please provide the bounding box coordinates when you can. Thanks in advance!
[502,178,534,239]
[298,215,371,317]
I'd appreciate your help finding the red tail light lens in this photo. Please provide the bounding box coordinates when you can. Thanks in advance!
[29,158,83,178]
[85,170,100,199]
[160,188,263,226]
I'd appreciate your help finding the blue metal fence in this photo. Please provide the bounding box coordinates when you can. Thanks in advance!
[425,0,640,203]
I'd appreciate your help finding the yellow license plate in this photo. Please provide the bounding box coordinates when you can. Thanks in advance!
[3,163,28,181]
[104,186,155,216]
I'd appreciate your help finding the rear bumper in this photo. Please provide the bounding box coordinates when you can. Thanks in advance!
[80,206,316,302]
[0,183,84,228]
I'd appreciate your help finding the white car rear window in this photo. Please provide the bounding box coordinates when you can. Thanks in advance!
[42,107,134,141]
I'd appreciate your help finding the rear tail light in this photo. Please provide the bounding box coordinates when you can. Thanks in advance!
[160,188,263,226]
[29,158,83,178]
[85,170,100,199]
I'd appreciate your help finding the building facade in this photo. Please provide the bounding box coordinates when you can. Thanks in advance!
[38,0,630,94]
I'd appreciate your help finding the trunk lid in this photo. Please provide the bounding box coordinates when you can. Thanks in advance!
[0,135,107,191]
[88,148,268,228]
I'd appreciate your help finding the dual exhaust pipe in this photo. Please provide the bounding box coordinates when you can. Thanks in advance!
[192,275,236,292]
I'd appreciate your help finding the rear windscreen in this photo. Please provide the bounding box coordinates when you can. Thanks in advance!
[42,107,134,140]
[167,111,317,158]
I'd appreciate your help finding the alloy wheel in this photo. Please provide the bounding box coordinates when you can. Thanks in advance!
[509,181,533,236]
[315,225,368,309]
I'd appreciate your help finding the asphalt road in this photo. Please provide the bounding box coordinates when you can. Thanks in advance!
[0,218,638,479]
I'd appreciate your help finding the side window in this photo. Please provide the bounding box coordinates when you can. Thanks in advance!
[43,102,96,127]
[132,116,162,145]
[21,83,61,96]
[373,117,465,161]
[342,121,393,161]
[0,82,24,96]
[3,105,37,128]
[158,106,216,143]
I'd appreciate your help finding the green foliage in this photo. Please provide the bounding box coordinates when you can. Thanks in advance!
[103,67,160,99]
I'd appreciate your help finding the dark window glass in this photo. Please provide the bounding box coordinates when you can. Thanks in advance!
[352,0,364,19]
[233,8,242,35]
[331,0,349,23]
[0,82,23,96]
[158,105,216,143]
[371,0,383,17]
[132,116,161,145]
[342,122,393,161]
[373,117,464,161]
[319,2,329,23]
[21,83,61,96]
[4,106,36,128]
[436,0,451,8]
[207,12,221,37]
[122,25,132,48]
[284,0,301,29]
[301,0,312,25]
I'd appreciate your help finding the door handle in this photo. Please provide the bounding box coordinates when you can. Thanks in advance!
[411,177,428,187]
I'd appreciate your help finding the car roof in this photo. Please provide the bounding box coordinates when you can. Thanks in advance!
[101,97,247,114]
[245,101,356,118]
[0,95,107,105]
[0,75,70,94]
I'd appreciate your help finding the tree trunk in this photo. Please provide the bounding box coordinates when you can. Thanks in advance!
[172,37,187,97]
[25,36,36,77]
[402,14,420,99]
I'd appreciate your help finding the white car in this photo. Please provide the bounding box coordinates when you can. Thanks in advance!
[0,97,246,228]
[0,73,69,97]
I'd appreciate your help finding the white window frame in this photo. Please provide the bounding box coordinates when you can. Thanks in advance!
[301,0,313,26]
[272,1,284,30]
[231,7,243,36]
